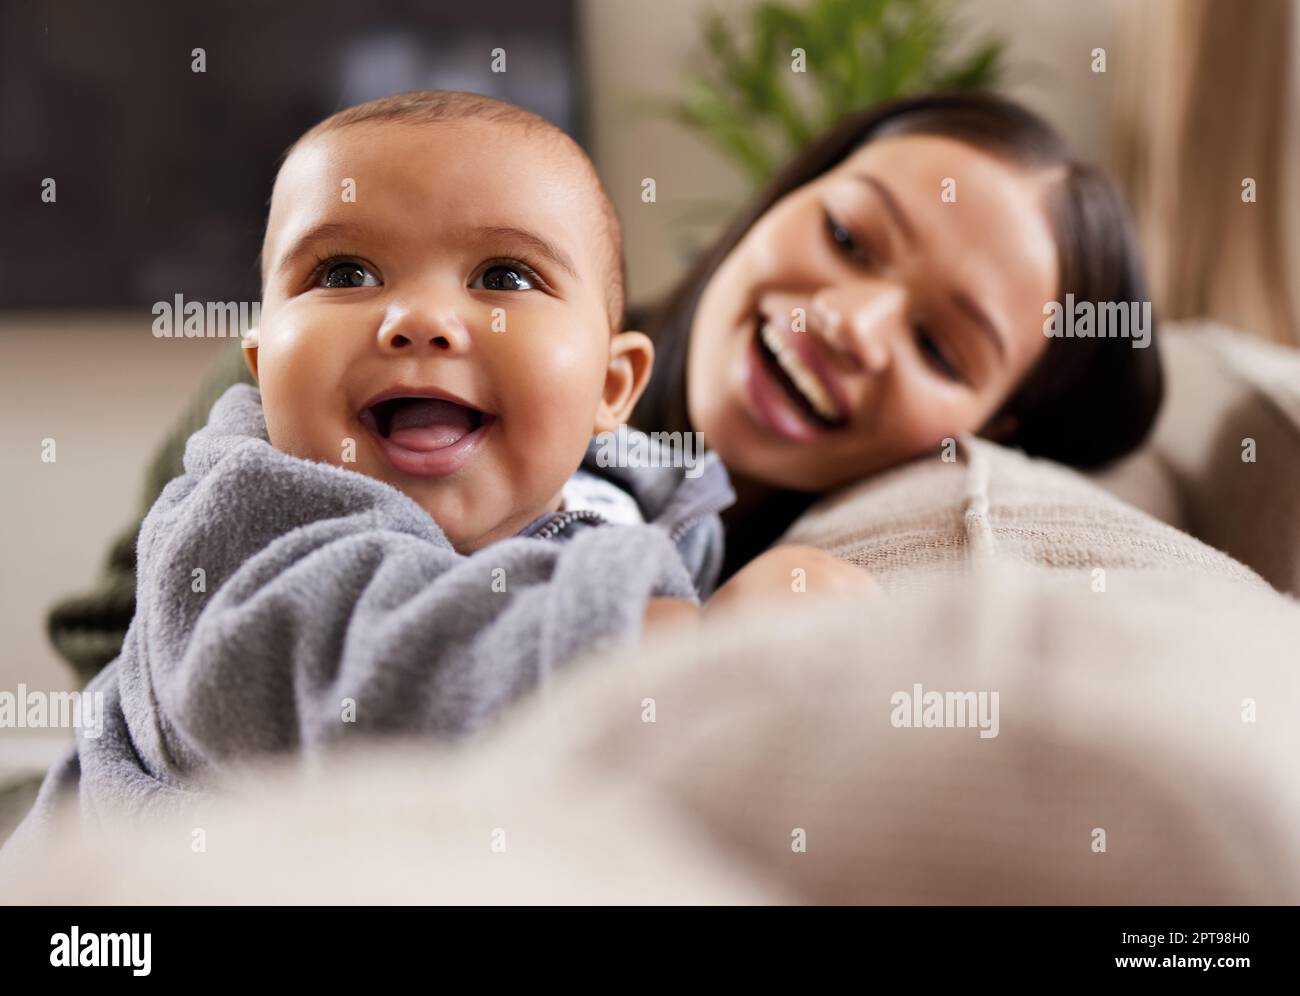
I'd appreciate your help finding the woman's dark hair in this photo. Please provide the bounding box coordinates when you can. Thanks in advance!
[632,91,1163,470]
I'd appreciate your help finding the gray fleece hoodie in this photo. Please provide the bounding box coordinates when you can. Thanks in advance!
[8,384,733,841]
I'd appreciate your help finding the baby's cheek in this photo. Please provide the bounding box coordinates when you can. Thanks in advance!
[259,319,356,457]
[493,340,606,494]
[261,404,323,465]
[259,369,347,468]
[512,337,605,419]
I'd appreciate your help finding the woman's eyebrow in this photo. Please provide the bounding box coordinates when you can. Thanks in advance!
[851,173,917,244]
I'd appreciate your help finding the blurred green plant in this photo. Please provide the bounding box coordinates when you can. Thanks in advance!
[659,0,1006,188]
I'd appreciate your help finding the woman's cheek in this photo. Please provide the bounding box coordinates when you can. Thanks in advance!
[892,382,969,456]
[740,190,836,292]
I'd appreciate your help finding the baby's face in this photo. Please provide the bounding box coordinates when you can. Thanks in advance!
[254,120,644,551]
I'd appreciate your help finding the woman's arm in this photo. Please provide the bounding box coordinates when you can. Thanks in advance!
[705,544,877,617]
[643,544,877,636]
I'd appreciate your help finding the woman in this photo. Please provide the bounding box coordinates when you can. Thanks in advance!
[633,91,1161,576]
[49,91,1160,676]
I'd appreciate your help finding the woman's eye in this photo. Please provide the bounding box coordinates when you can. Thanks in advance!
[318,260,379,289]
[472,264,535,292]
[825,212,873,265]
[916,329,964,382]
[826,213,855,252]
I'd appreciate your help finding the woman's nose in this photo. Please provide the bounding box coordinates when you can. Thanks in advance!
[375,300,471,354]
[810,279,907,375]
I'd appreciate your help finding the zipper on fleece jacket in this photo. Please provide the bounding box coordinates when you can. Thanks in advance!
[521,452,735,544]
[528,506,714,545]
[527,508,609,542]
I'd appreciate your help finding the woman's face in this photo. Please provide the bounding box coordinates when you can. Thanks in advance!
[687,133,1060,491]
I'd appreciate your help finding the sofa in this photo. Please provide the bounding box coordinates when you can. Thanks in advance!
[4,320,1298,903]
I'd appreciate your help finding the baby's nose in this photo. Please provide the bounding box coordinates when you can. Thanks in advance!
[376,304,471,353]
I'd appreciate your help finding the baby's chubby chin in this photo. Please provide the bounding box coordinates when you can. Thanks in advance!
[349,447,509,552]
[258,413,486,551]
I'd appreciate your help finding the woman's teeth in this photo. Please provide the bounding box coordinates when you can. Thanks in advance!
[759,320,841,423]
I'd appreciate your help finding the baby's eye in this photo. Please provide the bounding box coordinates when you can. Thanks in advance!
[472,264,535,292]
[318,260,380,289]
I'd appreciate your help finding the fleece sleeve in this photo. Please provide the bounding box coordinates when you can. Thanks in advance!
[119,391,696,783]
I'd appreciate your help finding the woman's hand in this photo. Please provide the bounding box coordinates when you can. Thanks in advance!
[642,596,703,635]
[642,546,875,637]
[704,544,877,618]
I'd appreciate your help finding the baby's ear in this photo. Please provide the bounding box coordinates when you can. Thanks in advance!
[241,327,260,382]
[592,331,654,434]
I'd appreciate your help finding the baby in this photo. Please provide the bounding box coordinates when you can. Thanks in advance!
[252,90,656,552]
[10,91,867,840]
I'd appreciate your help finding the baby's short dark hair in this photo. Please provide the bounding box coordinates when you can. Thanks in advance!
[266,90,627,330]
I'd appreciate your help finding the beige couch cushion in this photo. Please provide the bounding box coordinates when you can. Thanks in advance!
[782,433,1267,592]
[1133,322,1300,596]
[7,563,1299,903]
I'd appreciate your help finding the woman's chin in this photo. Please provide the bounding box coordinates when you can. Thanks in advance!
[701,416,821,491]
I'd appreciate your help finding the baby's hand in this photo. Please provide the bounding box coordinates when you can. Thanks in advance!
[705,544,877,618]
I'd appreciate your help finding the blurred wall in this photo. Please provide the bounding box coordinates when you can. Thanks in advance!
[0,317,229,775]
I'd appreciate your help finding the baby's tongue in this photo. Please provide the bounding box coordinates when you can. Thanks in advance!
[386,398,477,451]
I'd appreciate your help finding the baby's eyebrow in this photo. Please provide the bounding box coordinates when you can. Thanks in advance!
[271,220,580,281]
[472,225,577,280]
[272,220,368,277]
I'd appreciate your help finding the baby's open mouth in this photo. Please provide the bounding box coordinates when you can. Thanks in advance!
[365,396,486,451]
[357,389,496,476]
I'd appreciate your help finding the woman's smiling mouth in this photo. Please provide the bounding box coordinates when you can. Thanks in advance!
[745,313,851,442]
[358,388,496,478]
